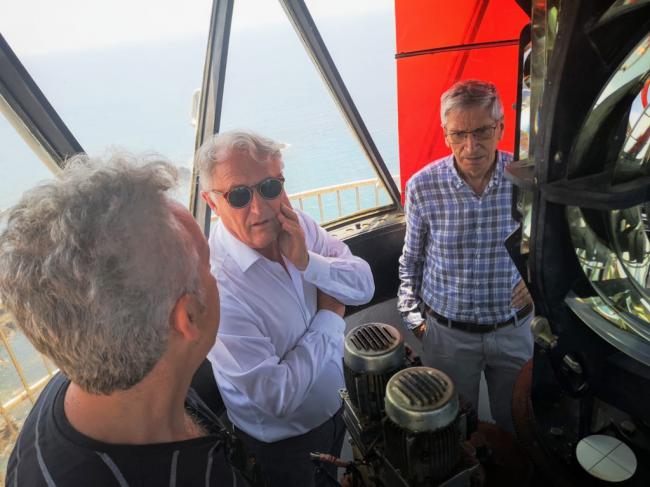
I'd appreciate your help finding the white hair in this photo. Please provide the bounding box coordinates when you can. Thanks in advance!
[0,154,202,394]
[440,79,504,126]
[196,130,285,190]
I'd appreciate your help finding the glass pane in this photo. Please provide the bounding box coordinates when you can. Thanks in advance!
[219,0,395,224]
[305,0,399,177]
[0,0,214,208]
[563,30,650,366]
[567,205,650,332]
[0,117,54,214]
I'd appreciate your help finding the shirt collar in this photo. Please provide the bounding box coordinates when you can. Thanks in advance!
[216,221,264,272]
[445,151,505,193]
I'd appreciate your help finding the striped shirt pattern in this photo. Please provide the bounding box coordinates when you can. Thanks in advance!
[6,373,240,487]
[398,151,521,328]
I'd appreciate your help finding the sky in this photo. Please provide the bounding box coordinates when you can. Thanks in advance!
[0,0,392,56]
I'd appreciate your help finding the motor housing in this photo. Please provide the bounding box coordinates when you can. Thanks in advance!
[343,323,405,420]
[383,367,461,484]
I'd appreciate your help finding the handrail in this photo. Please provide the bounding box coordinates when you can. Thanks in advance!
[1,309,57,470]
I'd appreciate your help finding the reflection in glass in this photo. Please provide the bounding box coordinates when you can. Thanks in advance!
[514,43,533,252]
[569,34,649,179]
[530,0,560,143]
[615,81,650,183]
[564,29,650,362]
[567,205,650,342]
[519,44,532,160]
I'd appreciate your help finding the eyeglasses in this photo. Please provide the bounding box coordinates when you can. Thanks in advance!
[445,124,499,145]
[209,177,285,209]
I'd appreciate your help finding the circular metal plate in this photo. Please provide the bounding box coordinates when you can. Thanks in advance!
[575,435,637,482]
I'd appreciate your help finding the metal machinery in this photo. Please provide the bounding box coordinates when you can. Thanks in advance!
[507,0,650,485]
[339,324,480,486]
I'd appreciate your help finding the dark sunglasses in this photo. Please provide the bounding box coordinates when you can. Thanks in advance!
[210,177,285,209]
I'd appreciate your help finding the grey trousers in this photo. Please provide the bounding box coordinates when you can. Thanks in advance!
[236,408,346,487]
[421,313,533,433]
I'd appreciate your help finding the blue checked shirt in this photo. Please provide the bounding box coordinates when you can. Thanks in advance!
[398,151,522,329]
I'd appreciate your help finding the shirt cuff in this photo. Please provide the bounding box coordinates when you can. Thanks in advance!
[302,250,329,282]
[402,310,425,330]
[310,309,346,337]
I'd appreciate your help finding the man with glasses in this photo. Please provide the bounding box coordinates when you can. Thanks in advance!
[397,80,533,433]
[197,130,374,486]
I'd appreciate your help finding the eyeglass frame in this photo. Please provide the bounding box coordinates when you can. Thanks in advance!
[444,122,501,145]
[208,176,286,209]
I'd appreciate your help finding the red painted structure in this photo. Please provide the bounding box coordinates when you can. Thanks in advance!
[395,0,530,195]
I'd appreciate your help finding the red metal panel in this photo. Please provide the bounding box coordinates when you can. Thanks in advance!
[395,0,529,194]
[396,0,528,54]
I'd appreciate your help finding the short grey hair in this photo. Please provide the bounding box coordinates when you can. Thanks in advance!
[0,154,202,394]
[196,130,285,190]
[440,79,504,126]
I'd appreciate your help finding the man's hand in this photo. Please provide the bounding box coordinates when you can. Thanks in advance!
[317,289,345,318]
[277,202,309,270]
[412,321,426,341]
[511,279,533,309]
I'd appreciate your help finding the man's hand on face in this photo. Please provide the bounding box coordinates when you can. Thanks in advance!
[277,202,309,270]
[317,289,345,318]
[511,279,533,309]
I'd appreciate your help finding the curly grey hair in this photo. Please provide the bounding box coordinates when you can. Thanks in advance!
[0,154,202,394]
[440,79,504,126]
[196,130,285,190]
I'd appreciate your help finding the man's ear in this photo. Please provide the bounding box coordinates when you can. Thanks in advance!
[170,293,202,342]
[201,191,220,216]
[442,126,451,149]
[497,120,505,141]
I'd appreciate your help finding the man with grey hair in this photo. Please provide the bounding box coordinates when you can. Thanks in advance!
[397,79,533,433]
[0,155,250,486]
[197,130,374,486]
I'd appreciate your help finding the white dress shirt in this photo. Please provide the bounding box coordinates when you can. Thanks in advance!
[207,209,374,442]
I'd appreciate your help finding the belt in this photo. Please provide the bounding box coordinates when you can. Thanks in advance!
[425,303,533,334]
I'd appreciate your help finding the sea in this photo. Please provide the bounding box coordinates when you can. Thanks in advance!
[0,9,399,218]
[0,7,398,480]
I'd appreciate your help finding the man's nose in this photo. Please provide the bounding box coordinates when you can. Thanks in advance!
[248,189,267,215]
[465,133,479,151]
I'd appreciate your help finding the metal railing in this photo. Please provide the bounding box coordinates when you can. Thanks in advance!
[211,175,401,224]
[1,310,57,484]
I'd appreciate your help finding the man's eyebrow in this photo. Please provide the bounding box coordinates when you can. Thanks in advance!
[448,124,494,133]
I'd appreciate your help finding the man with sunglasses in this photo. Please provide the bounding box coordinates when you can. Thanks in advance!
[397,80,533,433]
[197,130,374,486]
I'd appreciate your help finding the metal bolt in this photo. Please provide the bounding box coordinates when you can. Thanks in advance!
[563,354,583,375]
[621,420,636,435]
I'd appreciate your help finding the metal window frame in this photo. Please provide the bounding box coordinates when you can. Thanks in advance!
[190,0,235,235]
[0,34,83,171]
[279,0,402,211]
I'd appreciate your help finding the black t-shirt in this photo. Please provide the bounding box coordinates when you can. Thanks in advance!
[6,374,247,486]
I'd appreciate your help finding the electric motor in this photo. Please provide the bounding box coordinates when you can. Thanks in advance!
[383,367,461,484]
[343,323,405,420]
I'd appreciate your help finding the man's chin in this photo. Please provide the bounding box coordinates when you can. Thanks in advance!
[249,229,280,250]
